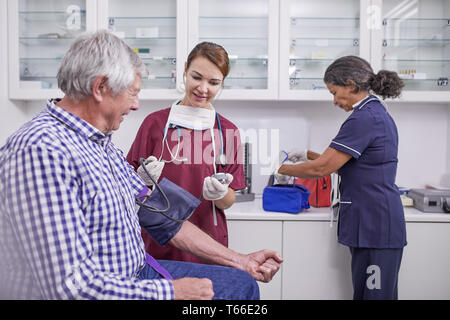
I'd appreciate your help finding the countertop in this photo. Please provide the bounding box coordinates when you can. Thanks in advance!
[225,195,450,223]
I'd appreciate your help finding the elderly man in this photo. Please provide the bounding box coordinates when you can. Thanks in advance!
[0,30,281,300]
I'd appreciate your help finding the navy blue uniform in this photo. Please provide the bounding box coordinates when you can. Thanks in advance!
[330,95,407,299]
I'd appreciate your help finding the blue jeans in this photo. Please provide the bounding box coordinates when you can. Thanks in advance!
[137,260,260,300]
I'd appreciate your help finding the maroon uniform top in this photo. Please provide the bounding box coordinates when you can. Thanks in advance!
[127,107,245,263]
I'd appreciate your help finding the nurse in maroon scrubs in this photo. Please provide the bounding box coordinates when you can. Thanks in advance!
[127,42,245,264]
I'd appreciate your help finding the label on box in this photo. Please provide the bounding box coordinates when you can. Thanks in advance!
[133,48,151,58]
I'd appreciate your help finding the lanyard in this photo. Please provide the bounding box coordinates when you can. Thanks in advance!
[145,253,173,280]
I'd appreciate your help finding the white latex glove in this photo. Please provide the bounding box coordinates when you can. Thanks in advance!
[137,156,165,186]
[287,149,308,163]
[202,173,233,201]
[274,168,291,185]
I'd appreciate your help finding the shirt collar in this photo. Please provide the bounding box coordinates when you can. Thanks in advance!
[46,98,112,146]
[352,94,370,109]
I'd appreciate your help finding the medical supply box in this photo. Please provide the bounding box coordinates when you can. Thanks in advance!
[262,184,310,214]
[406,188,450,213]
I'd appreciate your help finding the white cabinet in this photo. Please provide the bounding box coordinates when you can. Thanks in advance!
[279,0,370,100]
[228,218,450,299]
[371,0,450,102]
[227,220,283,300]
[187,0,279,100]
[97,0,188,100]
[282,221,353,299]
[7,0,450,102]
[398,222,450,299]
[279,0,450,102]
[7,0,97,100]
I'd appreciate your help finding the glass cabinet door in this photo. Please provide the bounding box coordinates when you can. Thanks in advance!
[105,0,176,90]
[279,0,368,100]
[8,0,93,99]
[379,0,450,93]
[189,0,279,99]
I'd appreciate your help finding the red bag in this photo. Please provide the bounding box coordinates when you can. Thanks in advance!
[294,176,331,207]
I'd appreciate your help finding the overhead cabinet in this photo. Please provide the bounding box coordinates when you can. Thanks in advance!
[279,0,370,100]
[7,0,450,102]
[187,0,279,100]
[97,0,188,100]
[371,0,450,102]
[8,0,97,100]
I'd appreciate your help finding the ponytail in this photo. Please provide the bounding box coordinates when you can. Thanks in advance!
[369,70,404,99]
[324,56,404,100]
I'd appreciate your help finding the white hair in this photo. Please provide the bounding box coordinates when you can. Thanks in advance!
[57,30,148,101]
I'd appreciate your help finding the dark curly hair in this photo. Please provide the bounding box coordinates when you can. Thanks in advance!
[324,56,404,99]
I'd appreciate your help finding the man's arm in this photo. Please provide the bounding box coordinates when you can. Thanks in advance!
[4,144,172,299]
[169,221,282,283]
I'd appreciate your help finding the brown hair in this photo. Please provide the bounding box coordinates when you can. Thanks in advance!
[186,42,230,80]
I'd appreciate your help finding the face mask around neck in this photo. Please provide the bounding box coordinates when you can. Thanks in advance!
[167,103,215,130]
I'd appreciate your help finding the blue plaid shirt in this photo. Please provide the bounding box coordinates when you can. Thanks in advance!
[0,99,173,299]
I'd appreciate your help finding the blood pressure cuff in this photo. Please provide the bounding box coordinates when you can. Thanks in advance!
[137,178,201,246]
[263,184,310,214]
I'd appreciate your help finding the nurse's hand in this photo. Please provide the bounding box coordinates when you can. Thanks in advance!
[287,148,308,163]
[137,155,165,186]
[274,168,291,185]
[202,173,233,201]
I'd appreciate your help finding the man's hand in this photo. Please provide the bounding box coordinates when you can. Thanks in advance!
[237,250,283,283]
[172,277,214,300]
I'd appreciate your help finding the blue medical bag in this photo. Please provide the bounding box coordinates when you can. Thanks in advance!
[262,184,310,214]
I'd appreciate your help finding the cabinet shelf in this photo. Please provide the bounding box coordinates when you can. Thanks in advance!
[383,18,450,27]
[200,37,267,41]
[141,57,176,61]
[383,38,450,47]
[19,10,87,14]
[291,17,359,27]
[123,37,176,40]
[290,58,334,62]
[20,57,62,61]
[383,59,450,67]
[109,16,175,20]
[399,78,449,91]
[292,37,360,47]
[199,16,267,20]
[291,16,359,21]
[289,77,327,91]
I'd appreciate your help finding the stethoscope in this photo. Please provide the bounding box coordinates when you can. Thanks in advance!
[158,104,227,226]
[159,108,227,169]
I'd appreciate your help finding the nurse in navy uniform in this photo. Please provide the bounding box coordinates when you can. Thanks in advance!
[277,55,407,300]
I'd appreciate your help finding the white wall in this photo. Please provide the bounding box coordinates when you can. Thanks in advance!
[1,0,449,194]
[9,97,448,195]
